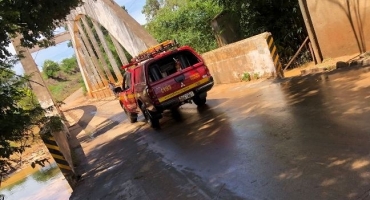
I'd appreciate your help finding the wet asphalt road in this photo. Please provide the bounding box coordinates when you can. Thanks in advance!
[69,66,370,200]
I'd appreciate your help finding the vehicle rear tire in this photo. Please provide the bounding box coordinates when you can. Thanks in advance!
[193,94,206,106]
[141,105,160,128]
[129,114,138,123]
[124,108,137,123]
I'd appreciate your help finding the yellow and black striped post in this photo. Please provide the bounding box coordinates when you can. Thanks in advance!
[266,34,285,78]
[42,136,77,187]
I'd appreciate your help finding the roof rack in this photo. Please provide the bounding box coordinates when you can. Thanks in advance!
[122,40,179,69]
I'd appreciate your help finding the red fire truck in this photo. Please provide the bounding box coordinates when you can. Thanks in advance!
[117,40,214,128]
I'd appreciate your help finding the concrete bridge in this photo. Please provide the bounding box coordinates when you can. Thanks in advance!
[9,0,370,192]
[28,32,72,54]
[11,0,159,187]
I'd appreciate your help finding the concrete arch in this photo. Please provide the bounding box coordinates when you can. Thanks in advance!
[66,0,157,57]
[65,0,158,98]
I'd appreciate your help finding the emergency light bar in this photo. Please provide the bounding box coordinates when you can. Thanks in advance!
[122,40,179,69]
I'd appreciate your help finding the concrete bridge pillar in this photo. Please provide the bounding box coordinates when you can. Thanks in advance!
[110,33,129,65]
[66,0,158,98]
[66,23,93,98]
[77,38,104,99]
[92,20,123,83]
[12,35,58,115]
[77,22,110,97]
[77,47,101,98]
[12,34,78,188]
[81,16,115,83]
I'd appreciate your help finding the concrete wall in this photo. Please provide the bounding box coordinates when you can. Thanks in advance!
[306,0,370,59]
[202,32,280,84]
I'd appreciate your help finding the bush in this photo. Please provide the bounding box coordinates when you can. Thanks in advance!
[42,60,61,79]
[60,56,79,74]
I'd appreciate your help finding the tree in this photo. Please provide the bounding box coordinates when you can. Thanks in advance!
[145,0,222,53]
[42,60,61,79]
[0,0,82,59]
[0,0,82,184]
[60,56,79,75]
[0,63,45,183]
[142,0,161,21]
[213,0,308,65]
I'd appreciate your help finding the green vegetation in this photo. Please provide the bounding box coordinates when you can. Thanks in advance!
[42,60,61,79]
[143,0,222,53]
[241,72,251,81]
[143,0,309,66]
[253,73,260,80]
[60,56,79,75]
[40,56,83,101]
[213,0,309,66]
[46,72,83,102]
[0,0,82,185]
[0,0,82,59]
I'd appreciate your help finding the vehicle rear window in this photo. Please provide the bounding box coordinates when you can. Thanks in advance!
[147,50,200,82]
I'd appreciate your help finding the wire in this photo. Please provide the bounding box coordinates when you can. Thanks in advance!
[33,49,40,62]
[126,0,136,11]
[0,67,45,87]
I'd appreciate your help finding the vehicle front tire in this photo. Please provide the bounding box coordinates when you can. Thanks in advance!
[124,108,137,123]
[129,114,138,123]
[141,105,160,128]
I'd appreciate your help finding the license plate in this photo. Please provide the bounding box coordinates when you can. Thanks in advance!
[178,91,194,101]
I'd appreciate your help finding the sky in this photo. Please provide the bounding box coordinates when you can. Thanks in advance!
[11,0,147,75]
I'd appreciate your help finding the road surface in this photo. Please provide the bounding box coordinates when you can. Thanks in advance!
[65,66,370,200]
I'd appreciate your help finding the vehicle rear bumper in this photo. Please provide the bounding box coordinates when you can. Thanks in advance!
[195,76,214,94]
[154,76,214,111]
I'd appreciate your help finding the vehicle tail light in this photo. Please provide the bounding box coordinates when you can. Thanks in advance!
[194,62,210,77]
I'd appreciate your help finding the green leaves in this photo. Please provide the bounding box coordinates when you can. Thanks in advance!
[145,0,222,53]
[0,0,82,59]
[215,0,308,66]
[0,67,44,160]
[42,60,61,79]
[60,56,79,75]
[0,0,82,180]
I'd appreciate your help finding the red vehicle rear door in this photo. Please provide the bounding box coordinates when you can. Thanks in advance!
[147,49,211,103]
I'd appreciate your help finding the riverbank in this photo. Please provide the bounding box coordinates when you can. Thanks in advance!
[0,142,51,189]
